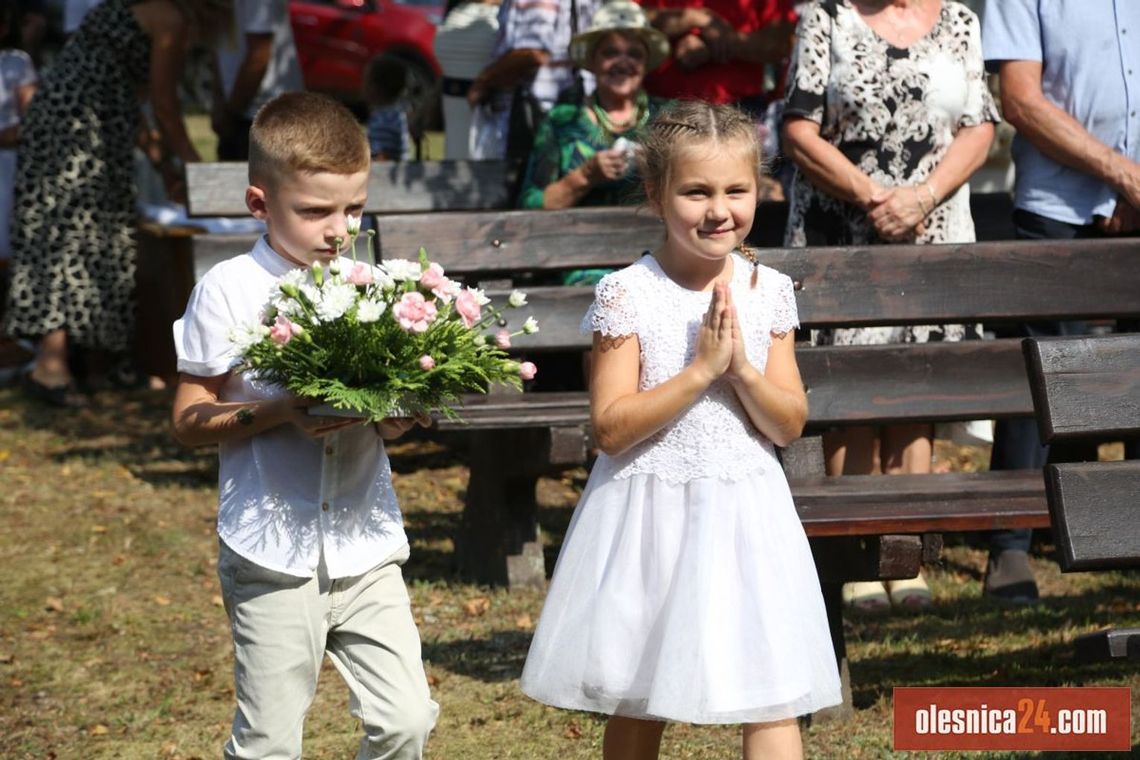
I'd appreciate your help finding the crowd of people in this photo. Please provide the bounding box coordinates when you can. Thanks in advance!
[0,1,1137,758]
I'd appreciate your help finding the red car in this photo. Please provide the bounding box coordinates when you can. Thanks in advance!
[289,0,443,115]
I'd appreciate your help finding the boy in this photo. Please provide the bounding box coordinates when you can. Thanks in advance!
[171,92,438,760]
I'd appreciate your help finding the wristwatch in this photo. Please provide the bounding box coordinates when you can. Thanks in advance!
[235,408,254,426]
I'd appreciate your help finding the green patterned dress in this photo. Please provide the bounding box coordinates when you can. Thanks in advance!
[518,92,667,208]
[518,92,667,284]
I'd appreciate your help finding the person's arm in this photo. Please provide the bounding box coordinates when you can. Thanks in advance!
[590,286,733,456]
[0,81,37,148]
[724,20,795,65]
[642,6,731,40]
[221,31,272,118]
[723,285,807,447]
[172,373,362,447]
[139,1,200,164]
[999,59,1140,210]
[467,48,549,106]
[782,118,881,208]
[538,151,627,209]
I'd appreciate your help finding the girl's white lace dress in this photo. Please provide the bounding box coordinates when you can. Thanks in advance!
[520,253,842,724]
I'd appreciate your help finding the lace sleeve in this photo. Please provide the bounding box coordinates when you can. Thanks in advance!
[770,274,800,337]
[581,274,638,337]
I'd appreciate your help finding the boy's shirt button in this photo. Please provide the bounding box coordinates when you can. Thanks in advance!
[321,501,330,511]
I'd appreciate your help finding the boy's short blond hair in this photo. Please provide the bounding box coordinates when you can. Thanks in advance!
[249,92,370,186]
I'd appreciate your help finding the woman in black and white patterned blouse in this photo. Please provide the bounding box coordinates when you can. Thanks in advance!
[780,0,998,610]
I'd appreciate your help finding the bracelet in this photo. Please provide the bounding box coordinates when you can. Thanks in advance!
[913,187,931,216]
[922,182,939,209]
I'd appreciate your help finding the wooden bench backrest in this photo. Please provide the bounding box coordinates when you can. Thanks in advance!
[1023,334,1140,442]
[1023,334,1140,572]
[186,160,518,217]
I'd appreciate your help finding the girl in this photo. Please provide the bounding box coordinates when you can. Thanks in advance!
[520,101,841,759]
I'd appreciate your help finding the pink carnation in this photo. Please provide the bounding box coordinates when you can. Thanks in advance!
[455,288,482,328]
[269,315,303,344]
[347,262,374,285]
[519,361,537,381]
[431,277,460,304]
[419,354,436,370]
[393,291,438,333]
[495,330,512,349]
[419,262,447,289]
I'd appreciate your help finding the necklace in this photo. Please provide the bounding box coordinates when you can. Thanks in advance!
[590,91,650,140]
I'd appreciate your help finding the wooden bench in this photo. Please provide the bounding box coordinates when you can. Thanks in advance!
[1023,333,1140,661]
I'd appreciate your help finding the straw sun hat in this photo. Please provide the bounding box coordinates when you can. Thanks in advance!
[569,1,670,72]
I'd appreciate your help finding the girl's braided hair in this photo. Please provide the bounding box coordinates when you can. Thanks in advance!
[637,100,765,283]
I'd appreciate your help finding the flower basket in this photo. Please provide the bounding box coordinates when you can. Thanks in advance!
[230,227,539,422]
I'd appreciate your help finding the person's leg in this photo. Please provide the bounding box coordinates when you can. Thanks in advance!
[743,718,803,760]
[603,716,666,760]
[325,545,438,760]
[828,427,891,609]
[985,210,1101,599]
[30,328,70,384]
[216,541,328,760]
[880,424,934,608]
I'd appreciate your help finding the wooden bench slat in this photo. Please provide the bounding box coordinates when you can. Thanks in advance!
[1023,334,1140,443]
[436,339,1037,430]
[1046,460,1140,571]
[186,160,517,217]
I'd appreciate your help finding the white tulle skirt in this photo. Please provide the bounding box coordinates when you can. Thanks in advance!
[520,455,843,724]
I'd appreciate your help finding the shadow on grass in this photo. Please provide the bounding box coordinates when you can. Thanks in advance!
[845,584,1140,709]
[422,630,533,683]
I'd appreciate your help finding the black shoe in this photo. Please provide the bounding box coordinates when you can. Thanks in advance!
[983,549,1039,604]
[21,371,89,408]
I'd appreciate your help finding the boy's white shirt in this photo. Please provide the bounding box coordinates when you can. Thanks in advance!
[173,236,408,579]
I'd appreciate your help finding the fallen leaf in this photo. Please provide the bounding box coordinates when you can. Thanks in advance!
[211,595,224,607]
[112,555,126,566]
[161,741,178,756]
[154,595,172,606]
[515,614,533,630]
[0,450,9,462]
[89,724,109,736]
[91,525,108,534]
[462,597,490,617]
[44,597,64,613]
[0,653,13,664]
[564,721,582,739]
[427,673,440,687]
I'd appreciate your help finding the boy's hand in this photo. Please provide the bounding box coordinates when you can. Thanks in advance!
[375,411,433,440]
[691,282,734,384]
[283,399,365,437]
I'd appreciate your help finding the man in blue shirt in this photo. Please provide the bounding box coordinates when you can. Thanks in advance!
[982,0,1140,603]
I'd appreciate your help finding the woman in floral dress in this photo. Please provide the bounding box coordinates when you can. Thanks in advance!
[781,0,999,609]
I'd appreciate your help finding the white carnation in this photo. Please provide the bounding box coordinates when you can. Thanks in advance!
[346,214,361,237]
[468,287,491,306]
[522,316,539,334]
[383,258,423,282]
[315,282,358,322]
[229,323,269,352]
[508,290,528,308]
[281,268,309,289]
[356,299,385,323]
[274,296,304,318]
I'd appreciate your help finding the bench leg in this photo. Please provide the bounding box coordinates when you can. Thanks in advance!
[456,429,547,589]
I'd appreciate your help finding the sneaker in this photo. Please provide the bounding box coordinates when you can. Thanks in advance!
[887,574,933,610]
[983,549,1039,604]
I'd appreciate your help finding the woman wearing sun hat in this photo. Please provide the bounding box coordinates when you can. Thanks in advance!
[517,0,670,213]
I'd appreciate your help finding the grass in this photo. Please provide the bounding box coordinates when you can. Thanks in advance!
[1,386,1138,758]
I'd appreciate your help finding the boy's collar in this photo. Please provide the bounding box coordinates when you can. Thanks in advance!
[252,235,305,277]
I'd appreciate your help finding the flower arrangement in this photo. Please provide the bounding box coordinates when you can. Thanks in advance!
[230,218,538,421]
